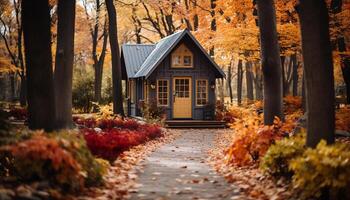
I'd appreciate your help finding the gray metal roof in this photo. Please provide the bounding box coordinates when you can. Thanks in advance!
[121,44,155,78]
[122,29,225,79]
[134,30,185,78]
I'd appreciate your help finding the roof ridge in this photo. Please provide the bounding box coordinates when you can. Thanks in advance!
[157,29,187,43]
[123,44,155,46]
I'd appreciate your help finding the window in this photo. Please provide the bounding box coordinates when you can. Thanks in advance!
[157,80,169,106]
[183,56,192,66]
[175,78,190,98]
[196,80,208,106]
[171,44,193,68]
[173,55,181,66]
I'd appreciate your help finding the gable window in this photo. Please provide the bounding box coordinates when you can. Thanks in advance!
[173,55,181,66]
[157,79,169,106]
[196,79,208,106]
[183,56,192,66]
[171,44,193,68]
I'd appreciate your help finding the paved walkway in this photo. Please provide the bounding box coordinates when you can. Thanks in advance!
[131,129,240,200]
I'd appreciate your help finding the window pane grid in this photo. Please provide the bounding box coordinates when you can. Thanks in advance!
[157,80,168,106]
[196,80,207,105]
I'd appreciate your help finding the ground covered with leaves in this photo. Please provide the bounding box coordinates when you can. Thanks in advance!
[210,97,350,200]
[0,106,171,200]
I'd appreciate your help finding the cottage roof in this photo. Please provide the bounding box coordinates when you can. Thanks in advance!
[121,29,225,79]
[121,44,155,78]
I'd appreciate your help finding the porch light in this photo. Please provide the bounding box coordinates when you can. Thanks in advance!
[210,82,215,89]
[150,83,156,89]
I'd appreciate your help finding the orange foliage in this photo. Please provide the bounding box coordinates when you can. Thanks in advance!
[225,96,303,166]
[336,106,350,132]
[3,135,84,190]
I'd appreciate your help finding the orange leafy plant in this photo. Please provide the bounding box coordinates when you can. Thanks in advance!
[1,135,84,191]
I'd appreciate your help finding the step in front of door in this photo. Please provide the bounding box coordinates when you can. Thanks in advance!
[165,120,227,129]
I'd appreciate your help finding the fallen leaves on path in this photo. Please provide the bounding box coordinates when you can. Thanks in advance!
[77,129,181,200]
[207,129,293,200]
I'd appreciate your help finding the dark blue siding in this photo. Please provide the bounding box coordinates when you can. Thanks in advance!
[146,41,218,120]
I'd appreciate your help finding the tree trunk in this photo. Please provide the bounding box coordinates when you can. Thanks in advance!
[10,73,16,101]
[237,59,243,106]
[54,0,75,129]
[338,38,350,104]
[301,71,306,112]
[257,0,283,125]
[94,22,108,103]
[292,54,298,96]
[19,76,27,106]
[227,60,233,103]
[22,0,56,131]
[331,0,350,104]
[106,0,124,115]
[297,0,335,147]
[209,0,216,57]
[193,0,199,31]
[281,56,288,97]
[246,61,254,101]
[253,62,263,100]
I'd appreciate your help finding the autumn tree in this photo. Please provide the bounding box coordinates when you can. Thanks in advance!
[0,0,27,105]
[54,0,76,129]
[256,0,283,125]
[106,0,124,115]
[83,0,108,103]
[330,0,350,104]
[22,0,56,131]
[297,0,335,147]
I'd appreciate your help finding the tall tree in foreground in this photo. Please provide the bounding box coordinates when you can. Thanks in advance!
[105,0,124,115]
[22,0,56,131]
[256,0,283,125]
[54,0,76,129]
[297,0,335,147]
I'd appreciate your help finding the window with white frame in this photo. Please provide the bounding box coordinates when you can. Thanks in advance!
[157,80,169,106]
[196,80,208,105]
[171,44,193,68]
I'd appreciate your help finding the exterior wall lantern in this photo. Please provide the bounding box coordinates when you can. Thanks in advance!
[210,82,215,89]
[150,83,156,89]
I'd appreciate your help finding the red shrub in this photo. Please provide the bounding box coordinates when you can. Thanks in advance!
[81,122,163,161]
[74,118,97,128]
[9,108,27,120]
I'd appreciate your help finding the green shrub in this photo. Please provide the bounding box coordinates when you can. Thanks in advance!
[140,99,166,123]
[72,68,94,113]
[260,133,305,177]
[289,140,350,199]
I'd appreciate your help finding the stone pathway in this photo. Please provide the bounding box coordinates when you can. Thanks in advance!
[131,129,240,200]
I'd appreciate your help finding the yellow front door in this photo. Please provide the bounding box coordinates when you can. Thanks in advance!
[173,77,192,118]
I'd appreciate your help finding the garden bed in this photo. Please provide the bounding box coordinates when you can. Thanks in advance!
[0,114,166,199]
[209,97,350,200]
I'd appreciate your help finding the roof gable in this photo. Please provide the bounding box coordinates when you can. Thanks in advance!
[123,29,225,79]
[121,44,155,78]
[134,31,185,78]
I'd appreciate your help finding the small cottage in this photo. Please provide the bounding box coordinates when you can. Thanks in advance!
[121,29,225,120]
